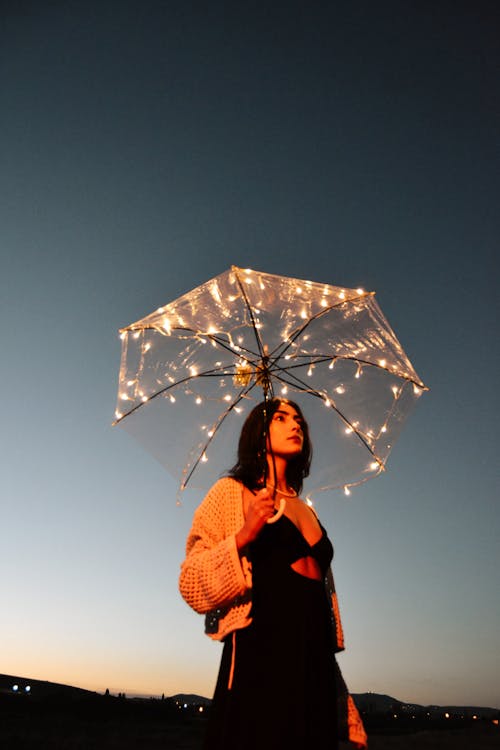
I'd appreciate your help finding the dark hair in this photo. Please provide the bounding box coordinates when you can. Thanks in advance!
[227,398,312,494]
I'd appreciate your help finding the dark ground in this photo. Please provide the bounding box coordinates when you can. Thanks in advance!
[1,695,498,749]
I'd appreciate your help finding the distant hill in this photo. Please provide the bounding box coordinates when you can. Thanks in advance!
[1,673,498,721]
[0,673,99,701]
[352,692,499,720]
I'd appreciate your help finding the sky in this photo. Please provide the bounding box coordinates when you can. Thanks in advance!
[1,0,499,709]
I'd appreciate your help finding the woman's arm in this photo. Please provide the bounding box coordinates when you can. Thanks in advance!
[179,481,252,614]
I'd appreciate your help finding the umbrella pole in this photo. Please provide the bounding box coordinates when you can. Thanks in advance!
[261,384,286,524]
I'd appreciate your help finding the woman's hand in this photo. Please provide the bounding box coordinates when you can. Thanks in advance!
[236,487,275,550]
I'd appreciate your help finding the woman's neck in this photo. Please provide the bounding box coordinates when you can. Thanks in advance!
[266,455,288,491]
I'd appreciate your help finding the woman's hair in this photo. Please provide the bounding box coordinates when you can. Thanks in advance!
[227,398,312,494]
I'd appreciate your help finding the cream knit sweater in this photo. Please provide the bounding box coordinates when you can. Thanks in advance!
[179,477,253,640]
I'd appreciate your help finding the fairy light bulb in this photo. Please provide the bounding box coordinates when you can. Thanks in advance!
[195,396,202,405]
[169,395,176,403]
[133,331,140,339]
[115,410,123,419]
[190,366,198,377]
[201,452,208,463]
[379,359,386,368]
[344,486,351,496]
[281,386,288,394]
[120,332,126,340]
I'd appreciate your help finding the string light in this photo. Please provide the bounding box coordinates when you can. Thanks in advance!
[344,486,351,496]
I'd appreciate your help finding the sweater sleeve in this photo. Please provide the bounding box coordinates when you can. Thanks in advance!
[179,480,251,614]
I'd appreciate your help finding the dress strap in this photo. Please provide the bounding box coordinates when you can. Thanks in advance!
[228,630,236,689]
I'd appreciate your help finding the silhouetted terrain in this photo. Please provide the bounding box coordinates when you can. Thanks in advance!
[1,674,498,749]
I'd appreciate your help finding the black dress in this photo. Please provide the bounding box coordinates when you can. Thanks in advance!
[203,513,339,750]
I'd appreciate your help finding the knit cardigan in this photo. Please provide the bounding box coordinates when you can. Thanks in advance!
[179,476,367,748]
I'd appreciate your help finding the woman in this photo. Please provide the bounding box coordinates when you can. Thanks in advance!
[179,398,367,749]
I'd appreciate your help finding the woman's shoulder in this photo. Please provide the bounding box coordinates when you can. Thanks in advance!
[200,476,243,507]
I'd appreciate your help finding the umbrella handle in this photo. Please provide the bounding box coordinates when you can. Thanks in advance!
[266,497,286,524]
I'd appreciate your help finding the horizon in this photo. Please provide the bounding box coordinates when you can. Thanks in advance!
[2,672,499,712]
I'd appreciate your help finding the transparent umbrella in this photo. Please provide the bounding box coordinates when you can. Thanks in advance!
[113,266,427,503]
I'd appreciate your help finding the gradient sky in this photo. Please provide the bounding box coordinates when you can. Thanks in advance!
[1,1,498,708]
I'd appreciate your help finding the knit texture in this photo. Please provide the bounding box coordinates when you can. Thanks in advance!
[179,478,253,640]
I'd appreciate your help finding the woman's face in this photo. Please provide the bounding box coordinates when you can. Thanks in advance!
[267,402,304,458]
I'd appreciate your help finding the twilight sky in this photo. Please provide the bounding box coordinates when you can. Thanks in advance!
[1,1,499,708]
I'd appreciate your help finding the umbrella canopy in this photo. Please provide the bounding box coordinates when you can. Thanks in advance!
[114,266,427,502]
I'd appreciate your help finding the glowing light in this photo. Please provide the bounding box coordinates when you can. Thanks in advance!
[119,393,129,401]
[335,386,345,394]
[141,396,148,402]
[300,309,307,319]
[328,359,336,369]
[169,395,176,403]
[320,298,328,307]
[344,486,351,496]
[307,366,313,377]
[162,317,171,333]
[370,462,380,471]
[413,384,423,395]
[115,410,123,419]
[208,325,217,334]
[392,385,399,396]
[133,331,140,339]
[195,397,202,405]
[345,427,353,434]
[281,386,288,394]
[201,453,208,463]
[356,288,364,295]
[296,286,302,294]
[339,290,345,299]
[381,425,387,433]
[119,332,126,340]
[379,359,386,367]
[143,342,151,352]
[127,380,135,386]
[224,394,231,401]
[190,366,198,377]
